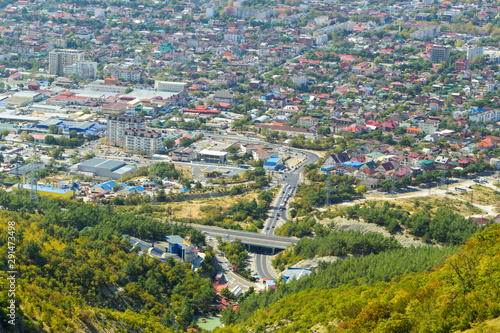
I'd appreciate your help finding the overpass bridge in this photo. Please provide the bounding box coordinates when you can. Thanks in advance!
[188,224,298,251]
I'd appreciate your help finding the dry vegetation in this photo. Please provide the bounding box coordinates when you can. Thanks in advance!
[164,192,259,219]
[450,184,500,207]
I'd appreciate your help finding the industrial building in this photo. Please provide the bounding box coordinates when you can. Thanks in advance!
[9,184,74,199]
[9,162,44,176]
[77,158,137,179]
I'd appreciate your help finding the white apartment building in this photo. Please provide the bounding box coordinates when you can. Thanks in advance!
[292,75,308,87]
[223,32,245,44]
[110,69,141,81]
[124,129,162,154]
[467,45,484,61]
[107,115,145,147]
[49,49,85,75]
[155,81,187,92]
[63,61,98,80]
[469,109,500,123]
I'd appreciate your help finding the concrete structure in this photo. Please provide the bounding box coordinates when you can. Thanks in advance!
[467,45,484,61]
[431,45,450,63]
[297,116,319,127]
[264,156,283,170]
[198,149,228,164]
[172,147,196,162]
[63,61,98,80]
[469,109,500,123]
[49,49,85,75]
[110,69,141,81]
[164,235,197,262]
[77,158,137,179]
[155,81,187,92]
[9,162,44,176]
[282,268,312,283]
[107,114,145,147]
[124,129,162,155]
[101,102,129,115]
[213,90,235,104]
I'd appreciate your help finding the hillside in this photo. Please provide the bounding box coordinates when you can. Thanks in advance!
[216,224,500,333]
[0,192,216,332]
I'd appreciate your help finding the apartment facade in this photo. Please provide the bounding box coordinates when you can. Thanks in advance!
[124,129,162,155]
[155,81,187,92]
[107,114,145,147]
[49,49,85,75]
[63,61,98,80]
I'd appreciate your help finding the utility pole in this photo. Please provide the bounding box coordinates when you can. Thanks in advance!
[28,171,38,202]
[439,170,447,190]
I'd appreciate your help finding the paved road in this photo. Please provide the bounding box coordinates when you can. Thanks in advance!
[254,147,320,279]
[186,224,298,249]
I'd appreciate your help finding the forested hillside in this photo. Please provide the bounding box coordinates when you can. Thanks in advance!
[0,192,215,332]
[216,224,500,332]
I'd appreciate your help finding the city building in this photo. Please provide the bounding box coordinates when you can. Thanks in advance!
[467,45,484,61]
[49,49,85,75]
[172,147,197,162]
[110,69,141,81]
[107,114,145,147]
[63,61,98,80]
[431,45,450,63]
[455,58,469,71]
[124,129,162,155]
[263,156,283,170]
[198,149,228,164]
[155,81,187,92]
[213,90,235,104]
[297,116,319,127]
[102,102,129,115]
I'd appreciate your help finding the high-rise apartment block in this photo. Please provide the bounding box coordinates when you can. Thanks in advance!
[430,45,450,63]
[124,129,162,155]
[107,115,145,147]
[49,49,85,75]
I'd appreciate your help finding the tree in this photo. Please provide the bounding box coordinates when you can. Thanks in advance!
[50,147,65,159]
[163,139,175,149]
[49,124,59,134]
[124,87,133,94]
[176,296,193,328]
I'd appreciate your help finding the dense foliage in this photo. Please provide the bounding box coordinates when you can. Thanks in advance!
[221,245,460,328]
[0,193,219,332]
[345,201,481,245]
[273,230,402,270]
[218,239,255,281]
[149,162,182,180]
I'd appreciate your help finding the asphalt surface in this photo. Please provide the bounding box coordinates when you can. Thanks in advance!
[254,148,319,279]
[186,224,298,249]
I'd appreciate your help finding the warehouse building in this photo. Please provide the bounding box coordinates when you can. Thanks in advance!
[10,184,74,199]
[77,158,136,179]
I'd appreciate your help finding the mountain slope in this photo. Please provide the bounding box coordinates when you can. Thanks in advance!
[217,224,500,333]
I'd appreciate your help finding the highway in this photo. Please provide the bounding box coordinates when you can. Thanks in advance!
[254,147,319,279]
[186,224,299,249]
